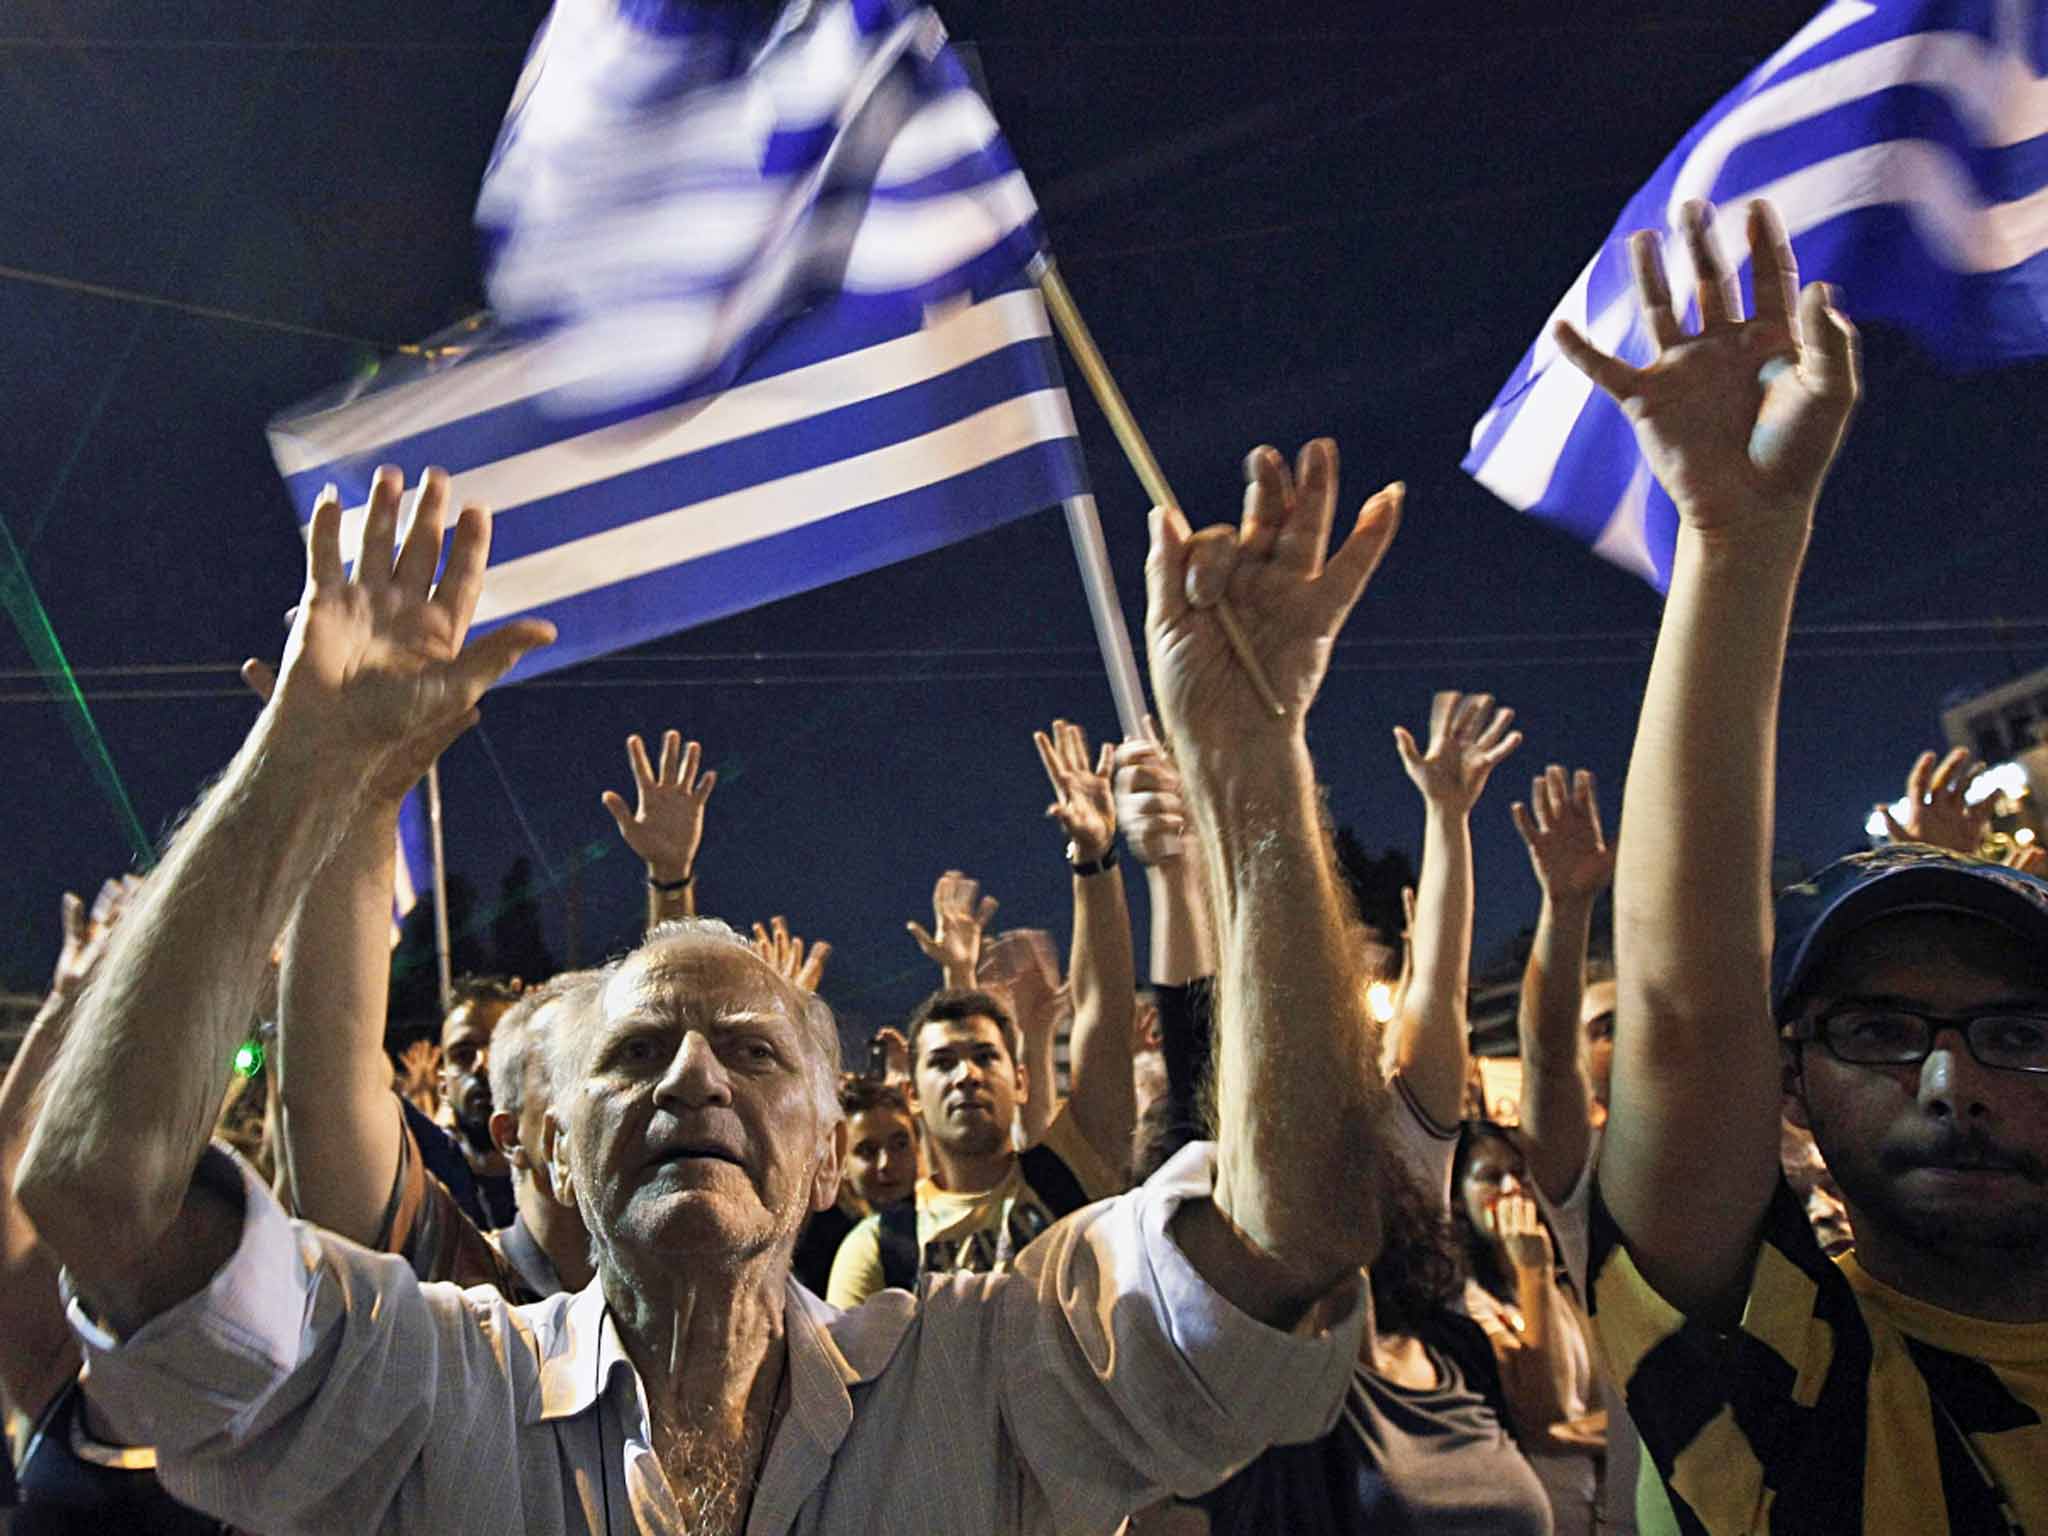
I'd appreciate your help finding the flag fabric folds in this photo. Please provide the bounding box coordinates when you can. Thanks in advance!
[266,279,1089,684]
[477,0,1045,409]
[1464,0,2048,590]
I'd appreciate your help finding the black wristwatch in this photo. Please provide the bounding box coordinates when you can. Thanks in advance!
[1068,840,1120,877]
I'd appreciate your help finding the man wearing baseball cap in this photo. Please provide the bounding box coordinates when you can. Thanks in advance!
[1556,199,2048,1535]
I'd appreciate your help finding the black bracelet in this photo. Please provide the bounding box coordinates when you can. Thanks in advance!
[1069,841,1120,878]
[646,870,696,893]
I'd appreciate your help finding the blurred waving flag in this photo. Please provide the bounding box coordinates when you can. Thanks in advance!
[477,0,1045,409]
[1464,0,2048,590]
[266,0,1085,685]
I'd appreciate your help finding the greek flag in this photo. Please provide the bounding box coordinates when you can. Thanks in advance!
[266,280,1086,683]
[477,0,1044,409]
[1465,0,2048,589]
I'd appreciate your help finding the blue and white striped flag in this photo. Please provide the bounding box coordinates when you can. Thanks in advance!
[266,279,1087,683]
[267,0,1087,684]
[392,787,432,948]
[477,0,1044,409]
[1465,0,2048,589]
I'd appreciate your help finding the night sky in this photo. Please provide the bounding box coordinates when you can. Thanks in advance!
[5,0,2046,1044]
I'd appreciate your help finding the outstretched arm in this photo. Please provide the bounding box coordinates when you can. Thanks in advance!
[1149,438,1406,1325]
[14,467,553,1335]
[1035,718,1137,1175]
[602,730,715,931]
[1388,691,1522,1128]
[248,657,444,1248]
[0,880,135,1420]
[1557,198,1859,1316]
[1509,765,1613,1204]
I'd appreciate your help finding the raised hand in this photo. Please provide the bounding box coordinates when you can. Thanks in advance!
[751,915,832,992]
[1490,1190,1556,1274]
[242,656,445,806]
[1553,198,1859,541]
[271,466,554,766]
[1393,691,1523,815]
[47,876,141,1005]
[1114,724,1190,867]
[1878,747,1989,855]
[906,869,999,988]
[1511,765,1615,903]
[1146,439,1402,751]
[602,729,717,884]
[1034,719,1117,862]
[979,928,1068,1046]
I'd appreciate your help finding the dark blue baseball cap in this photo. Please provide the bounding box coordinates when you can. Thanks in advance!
[1772,844,2048,1019]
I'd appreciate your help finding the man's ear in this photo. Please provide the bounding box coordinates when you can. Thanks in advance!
[489,1109,527,1167]
[812,1118,850,1215]
[1781,1043,1813,1130]
[542,1108,575,1207]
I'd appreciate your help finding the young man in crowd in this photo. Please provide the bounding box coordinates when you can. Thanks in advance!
[830,721,1139,1305]
[825,987,1124,1305]
[1563,198,2048,1532]
[15,445,1404,1534]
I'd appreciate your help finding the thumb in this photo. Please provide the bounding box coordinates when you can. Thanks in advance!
[1878,805,1908,842]
[240,657,277,704]
[60,890,85,949]
[1392,725,1422,770]
[906,921,937,955]
[600,790,634,835]
[450,618,556,702]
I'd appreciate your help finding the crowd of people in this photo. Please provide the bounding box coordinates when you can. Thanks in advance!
[2,197,2045,1536]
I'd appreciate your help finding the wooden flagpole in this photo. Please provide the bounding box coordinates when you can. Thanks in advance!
[426,762,454,1015]
[1032,257,1288,720]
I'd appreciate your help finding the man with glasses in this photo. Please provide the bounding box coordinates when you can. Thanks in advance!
[1557,195,2048,1534]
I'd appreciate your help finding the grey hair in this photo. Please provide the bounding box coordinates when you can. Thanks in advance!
[488,970,604,1120]
[546,917,842,1122]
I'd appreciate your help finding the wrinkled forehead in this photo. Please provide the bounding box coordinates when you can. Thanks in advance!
[600,935,800,1029]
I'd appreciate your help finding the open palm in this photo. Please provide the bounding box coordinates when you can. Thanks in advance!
[275,467,548,760]
[1554,199,1858,541]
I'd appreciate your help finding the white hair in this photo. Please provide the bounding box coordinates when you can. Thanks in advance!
[545,917,841,1123]
[488,970,604,1119]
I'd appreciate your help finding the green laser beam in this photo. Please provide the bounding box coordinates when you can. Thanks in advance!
[0,514,154,865]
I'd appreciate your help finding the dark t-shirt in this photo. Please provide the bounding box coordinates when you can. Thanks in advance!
[400,1097,513,1231]
[1200,1317,1553,1536]
[790,1201,857,1296]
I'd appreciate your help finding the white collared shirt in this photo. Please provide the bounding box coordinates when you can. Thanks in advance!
[70,1142,1362,1535]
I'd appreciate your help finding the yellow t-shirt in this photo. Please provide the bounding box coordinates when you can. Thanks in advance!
[1591,1177,2048,1534]
[826,1103,1121,1309]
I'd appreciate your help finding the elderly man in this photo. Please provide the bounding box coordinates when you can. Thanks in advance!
[16,447,1404,1535]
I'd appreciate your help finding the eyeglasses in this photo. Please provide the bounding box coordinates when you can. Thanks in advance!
[1787,1003,2048,1074]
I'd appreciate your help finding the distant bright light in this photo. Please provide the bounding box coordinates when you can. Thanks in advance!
[1367,982,1397,1024]
[233,1041,263,1078]
[2020,828,2038,847]
[1968,761,2029,805]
